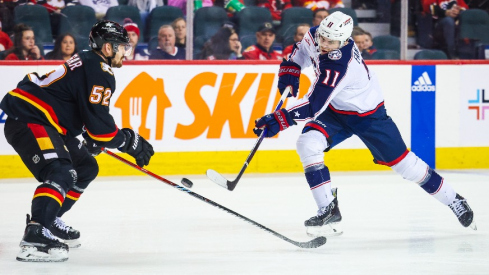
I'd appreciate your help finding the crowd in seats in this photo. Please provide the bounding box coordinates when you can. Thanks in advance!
[242,22,282,60]
[44,32,78,60]
[1,0,489,60]
[352,26,377,59]
[4,23,43,60]
[150,24,185,59]
[199,24,243,59]
[123,18,149,60]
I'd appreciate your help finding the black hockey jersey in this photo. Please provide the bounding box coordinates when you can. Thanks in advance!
[0,50,126,148]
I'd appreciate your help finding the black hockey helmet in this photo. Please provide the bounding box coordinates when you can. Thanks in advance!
[89,20,129,51]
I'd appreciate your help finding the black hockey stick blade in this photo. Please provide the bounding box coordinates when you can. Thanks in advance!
[296,236,327,248]
[206,86,291,191]
[102,148,326,249]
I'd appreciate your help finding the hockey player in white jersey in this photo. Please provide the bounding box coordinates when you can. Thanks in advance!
[253,11,476,237]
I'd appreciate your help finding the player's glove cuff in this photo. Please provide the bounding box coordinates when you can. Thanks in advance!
[278,60,301,97]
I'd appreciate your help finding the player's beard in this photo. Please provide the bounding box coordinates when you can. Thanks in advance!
[112,56,123,68]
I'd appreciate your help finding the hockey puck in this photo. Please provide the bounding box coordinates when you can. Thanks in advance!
[181,178,193,188]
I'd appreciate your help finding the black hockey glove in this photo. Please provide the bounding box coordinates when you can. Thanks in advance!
[82,134,102,157]
[278,60,301,98]
[118,128,154,167]
[253,109,296,138]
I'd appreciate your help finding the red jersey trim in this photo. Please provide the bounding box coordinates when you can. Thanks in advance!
[329,101,385,117]
[305,122,329,138]
[375,149,410,167]
[33,187,64,206]
[86,127,119,142]
[9,88,67,135]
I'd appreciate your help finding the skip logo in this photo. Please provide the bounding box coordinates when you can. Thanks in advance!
[412,71,435,92]
[115,72,172,140]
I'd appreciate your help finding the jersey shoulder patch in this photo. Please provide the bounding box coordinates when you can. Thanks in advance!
[100,62,114,75]
[328,50,342,60]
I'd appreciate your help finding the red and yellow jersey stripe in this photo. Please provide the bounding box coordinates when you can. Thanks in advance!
[66,190,82,201]
[85,127,119,142]
[33,187,65,206]
[27,123,55,150]
[9,88,67,135]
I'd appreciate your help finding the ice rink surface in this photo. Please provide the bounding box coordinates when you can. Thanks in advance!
[0,170,488,275]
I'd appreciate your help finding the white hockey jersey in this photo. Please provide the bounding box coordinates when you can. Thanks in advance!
[286,26,384,121]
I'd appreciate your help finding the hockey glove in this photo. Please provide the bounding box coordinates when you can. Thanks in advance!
[82,134,102,157]
[118,128,154,167]
[253,109,296,138]
[278,60,301,98]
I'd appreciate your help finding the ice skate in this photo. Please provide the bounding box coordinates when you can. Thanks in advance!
[50,217,81,248]
[305,188,343,237]
[448,194,476,230]
[17,216,69,262]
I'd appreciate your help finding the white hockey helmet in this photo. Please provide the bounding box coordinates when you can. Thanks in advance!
[316,11,354,48]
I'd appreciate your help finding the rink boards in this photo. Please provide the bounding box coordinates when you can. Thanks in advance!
[0,60,488,178]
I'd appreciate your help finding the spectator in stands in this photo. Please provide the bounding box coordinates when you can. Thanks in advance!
[352,26,376,59]
[243,22,282,60]
[79,0,118,19]
[294,0,344,11]
[352,26,366,51]
[172,17,186,49]
[4,23,43,60]
[0,21,13,51]
[37,0,79,39]
[362,30,376,59]
[123,18,149,60]
[312,8,329,26]
[199,25,243,60]
[150,25,185,60]
[44,33,77,60]
[282,23,310,58]
[423,0,469,58]
[257,0,292,21]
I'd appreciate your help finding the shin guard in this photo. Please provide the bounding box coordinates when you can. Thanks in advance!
[305,166,334,208]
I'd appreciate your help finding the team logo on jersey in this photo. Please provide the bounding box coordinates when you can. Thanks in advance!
[32,154,40,164]
[328,50,342,60]
[100,62,114,75]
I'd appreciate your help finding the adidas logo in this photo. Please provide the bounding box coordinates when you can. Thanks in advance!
[412,72,436,92]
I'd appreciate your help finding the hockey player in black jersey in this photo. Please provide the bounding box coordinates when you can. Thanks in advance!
[0,20,154,262]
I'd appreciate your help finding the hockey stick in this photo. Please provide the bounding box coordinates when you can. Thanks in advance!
[102,148,326,249]
[206,86,292,191]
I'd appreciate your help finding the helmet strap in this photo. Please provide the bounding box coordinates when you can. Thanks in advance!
[96,43,119,67]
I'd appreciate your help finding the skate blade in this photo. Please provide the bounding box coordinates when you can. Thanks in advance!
[64,239,81,248]
[16,246,68,262]
[306,222,343,237]
[469,220,477,231]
